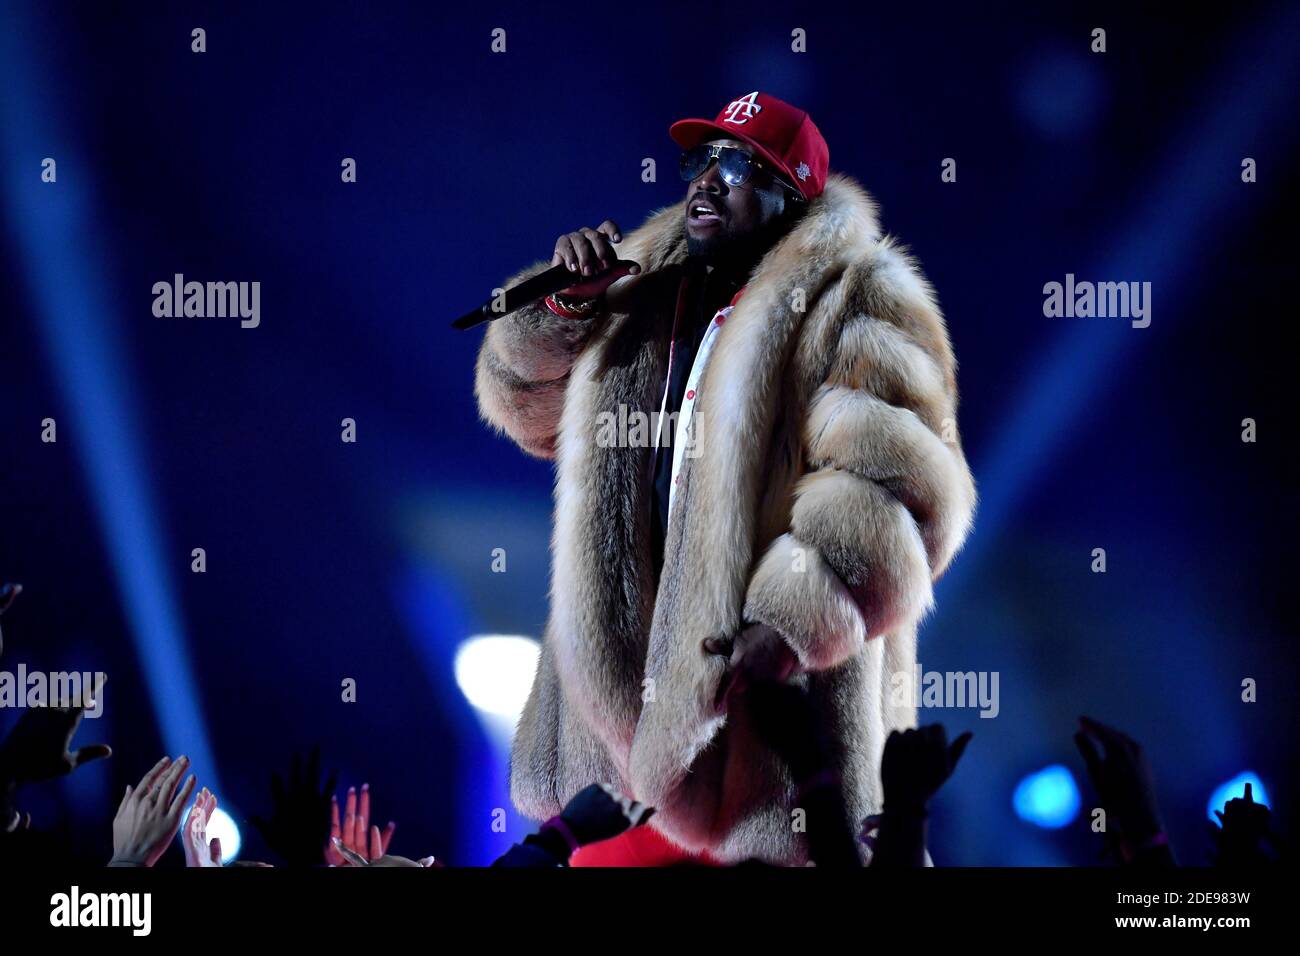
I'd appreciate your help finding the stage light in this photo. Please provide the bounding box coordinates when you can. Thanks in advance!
[207,807,241,864]
[1013,764,1080,828]
[454,635,540,721]
[396,570,516,864]
[180,804,241,864]
[1207,772,1268,824]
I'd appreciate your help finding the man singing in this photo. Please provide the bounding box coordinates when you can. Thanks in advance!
[475,91,976,865]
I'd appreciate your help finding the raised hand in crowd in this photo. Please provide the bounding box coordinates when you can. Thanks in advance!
[327,783,396,865]
[0,691,111,789]
[0,692,111,836]
[108,756,196,867]
[182,786,223,867]
[870,724,972,867]
[1074,715,1174,866]
[0,583,112,836]
[882,724,972,809]
[1210,781,1281,866]
[251,747,337,867]
[0,582,111,789]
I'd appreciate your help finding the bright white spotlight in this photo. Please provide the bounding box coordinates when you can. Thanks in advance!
[205,807,241,864]
[455,635,540,722]
[181,804,241,864]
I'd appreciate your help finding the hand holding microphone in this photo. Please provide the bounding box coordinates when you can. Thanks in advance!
[550,219,641,300]
[451,219,642,329]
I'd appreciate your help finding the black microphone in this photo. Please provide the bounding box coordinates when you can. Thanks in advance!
[450,262,630,330]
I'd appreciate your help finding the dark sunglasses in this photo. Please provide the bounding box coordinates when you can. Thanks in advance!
[679,144,804,200]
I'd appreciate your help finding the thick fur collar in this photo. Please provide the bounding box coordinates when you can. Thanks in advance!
[611,172,883,301]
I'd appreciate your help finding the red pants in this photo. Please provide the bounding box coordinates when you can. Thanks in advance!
[569,825,722,867]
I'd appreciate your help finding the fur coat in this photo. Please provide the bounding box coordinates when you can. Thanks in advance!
[475,172,976,864]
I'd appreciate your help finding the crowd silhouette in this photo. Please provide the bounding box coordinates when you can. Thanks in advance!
[0,581,1283,868]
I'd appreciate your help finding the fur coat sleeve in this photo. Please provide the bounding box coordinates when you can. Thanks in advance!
[741,238,976,671]
[474,260,604,460]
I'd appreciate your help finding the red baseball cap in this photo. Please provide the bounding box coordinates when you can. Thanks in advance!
[670,91,830,200]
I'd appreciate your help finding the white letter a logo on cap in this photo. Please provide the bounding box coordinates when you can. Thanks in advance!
[723,91,763,125]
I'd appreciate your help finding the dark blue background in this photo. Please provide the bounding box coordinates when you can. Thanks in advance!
[1,1,1295,865]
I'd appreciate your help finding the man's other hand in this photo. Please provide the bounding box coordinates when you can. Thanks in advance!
[706,623,799,709]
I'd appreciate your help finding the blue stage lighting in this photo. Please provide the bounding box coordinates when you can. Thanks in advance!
[940,6,1300,599]
[1017,47,1104,139]
[0,11,220,793]
[1013,765,1080,828]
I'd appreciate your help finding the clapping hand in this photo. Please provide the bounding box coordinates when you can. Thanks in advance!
[109,756,196,867]
[182,786,223,867]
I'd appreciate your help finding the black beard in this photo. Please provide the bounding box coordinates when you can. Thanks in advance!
[685,232,731,261]
[686,215,791,274]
